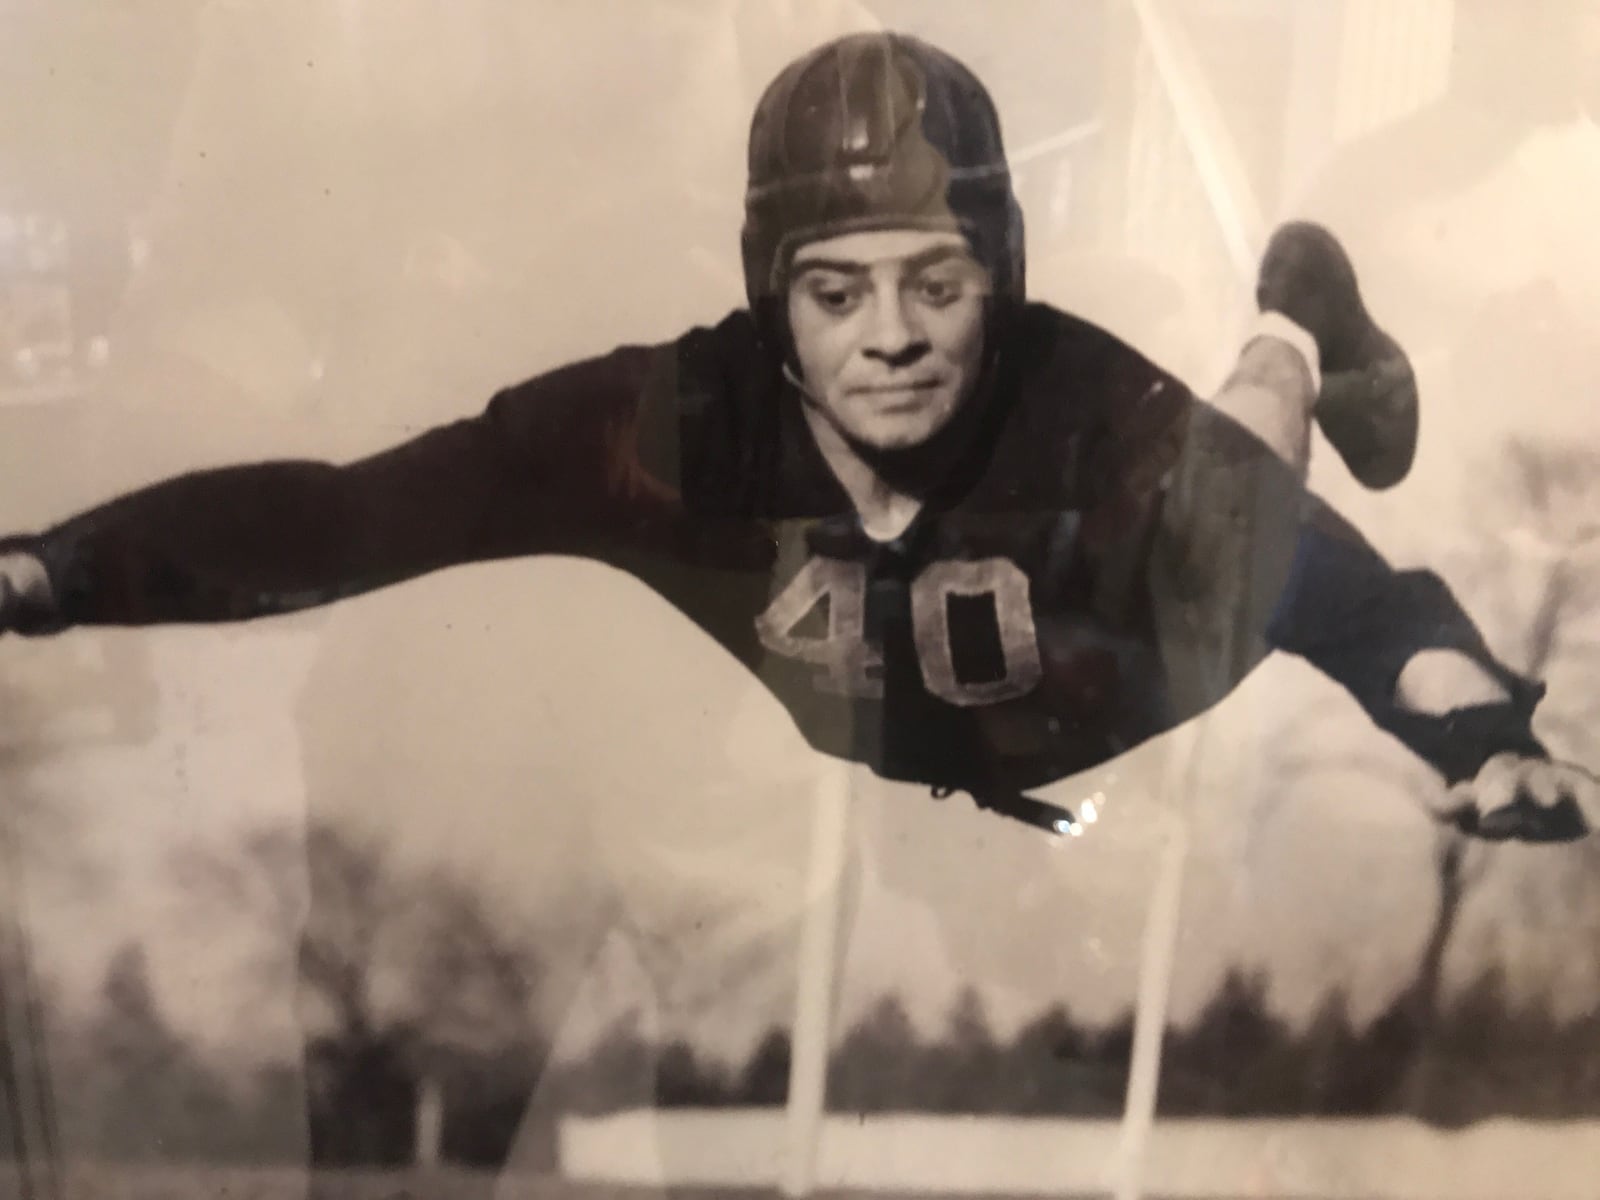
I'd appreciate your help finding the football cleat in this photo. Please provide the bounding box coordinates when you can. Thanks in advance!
[1256,221,1419,490]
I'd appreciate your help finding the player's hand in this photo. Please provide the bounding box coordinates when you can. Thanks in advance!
[0,548,54,634]
[1429,752,1600,843]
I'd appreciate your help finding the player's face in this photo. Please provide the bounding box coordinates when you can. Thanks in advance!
[786,229,990,452]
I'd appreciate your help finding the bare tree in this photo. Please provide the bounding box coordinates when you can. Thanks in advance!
[0,623,164,1199]
[1,672,76,1200]
[177,819,544,1167]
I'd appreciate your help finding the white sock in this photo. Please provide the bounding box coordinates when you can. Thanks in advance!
[1247,310,1321,396]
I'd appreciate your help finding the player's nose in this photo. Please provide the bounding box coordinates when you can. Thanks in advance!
[863,290,927,365]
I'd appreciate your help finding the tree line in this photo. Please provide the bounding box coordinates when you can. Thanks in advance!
[557,970,1600,1127]
[12,916,1600,1172]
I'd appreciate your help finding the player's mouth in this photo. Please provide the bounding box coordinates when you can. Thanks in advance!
[850,379,945,406]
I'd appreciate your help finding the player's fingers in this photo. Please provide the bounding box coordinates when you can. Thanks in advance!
[1428,780,1477,825]
[1463,753,1521,817]
[0,554,48,607]
[1427,752,1514,824]
[1477,763,1590,843]
[1519,760,1567,811]
[1448,754,1542,840]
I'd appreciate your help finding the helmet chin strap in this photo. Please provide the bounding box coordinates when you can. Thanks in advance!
[781,362,816,401]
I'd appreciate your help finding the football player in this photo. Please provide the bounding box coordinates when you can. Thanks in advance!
[1,32,1594,839]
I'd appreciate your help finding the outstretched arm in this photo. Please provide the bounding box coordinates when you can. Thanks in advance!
[0,346,672,634]
[1145,222,1420,725]
[1267,499,1597,839]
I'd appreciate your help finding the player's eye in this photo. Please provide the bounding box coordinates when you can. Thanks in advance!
[802,275,864,316]
[913,272,968,308]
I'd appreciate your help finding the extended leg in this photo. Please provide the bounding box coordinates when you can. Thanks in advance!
[1151,223,1420,721]
[1152,344,1315,722]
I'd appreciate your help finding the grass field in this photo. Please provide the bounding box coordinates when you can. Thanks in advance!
[0,1173,1345,1200]
[0,1168,1128,1200]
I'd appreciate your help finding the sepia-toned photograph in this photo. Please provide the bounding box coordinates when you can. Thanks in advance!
[4,3,1600,1198]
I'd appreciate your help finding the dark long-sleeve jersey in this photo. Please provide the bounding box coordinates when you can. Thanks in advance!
[5,304,1546,824]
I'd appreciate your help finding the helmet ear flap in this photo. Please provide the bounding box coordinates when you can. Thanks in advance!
[753,294,798,373]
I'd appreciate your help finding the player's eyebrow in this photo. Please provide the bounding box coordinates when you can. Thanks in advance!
[790,258,869,278]
[791,245,978,278]
[899,245,979,274]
